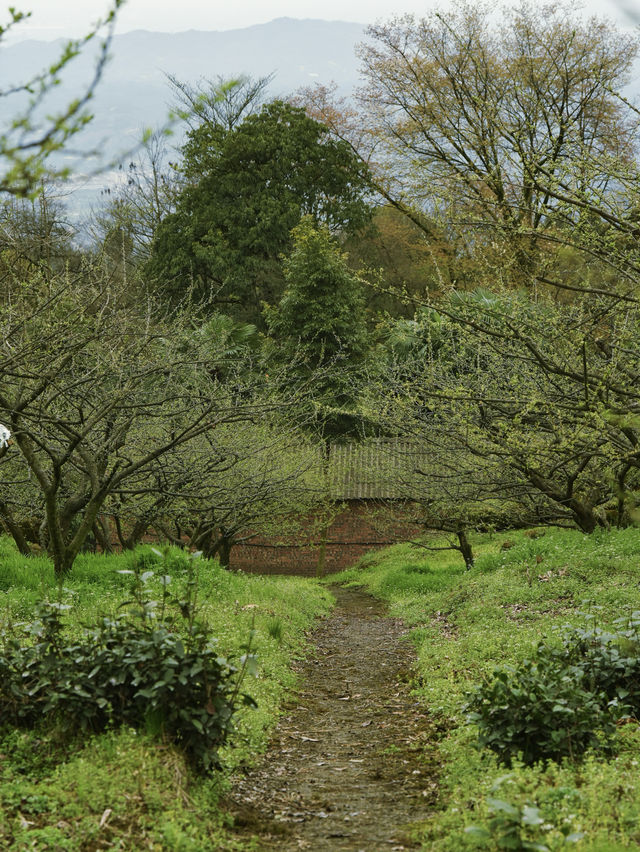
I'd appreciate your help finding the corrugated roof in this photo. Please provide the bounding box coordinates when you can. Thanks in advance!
[327,439,427,500]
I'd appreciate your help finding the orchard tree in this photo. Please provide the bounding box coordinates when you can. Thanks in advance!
[146,100,373,323]
[0,270,276,576]
[145,420,325,568]
[373,288,640,537]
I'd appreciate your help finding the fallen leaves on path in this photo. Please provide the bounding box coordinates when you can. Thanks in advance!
[225,586,441,851]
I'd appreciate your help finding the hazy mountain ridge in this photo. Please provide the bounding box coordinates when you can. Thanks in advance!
[0,18,366,154]
[0,18,368,219]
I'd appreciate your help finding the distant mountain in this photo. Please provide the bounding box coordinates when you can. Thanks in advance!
[0,18,366,168]
[0,18,368,221]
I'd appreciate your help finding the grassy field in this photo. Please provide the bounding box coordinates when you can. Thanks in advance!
[333,525,640,852]
[4,527,640,851]
[0,539,332,851]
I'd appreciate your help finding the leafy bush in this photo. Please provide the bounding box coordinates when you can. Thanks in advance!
[465,612,640,766]
[0,563,257,772]
[465,776,585,851]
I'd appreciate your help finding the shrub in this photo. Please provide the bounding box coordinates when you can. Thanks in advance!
[465,612,640,766]
[0,564,257,772]
[465,776,585,850]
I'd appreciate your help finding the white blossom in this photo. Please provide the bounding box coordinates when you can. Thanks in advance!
[0,424,11,448]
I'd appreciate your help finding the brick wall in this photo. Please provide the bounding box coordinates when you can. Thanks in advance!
[231,499,422,577]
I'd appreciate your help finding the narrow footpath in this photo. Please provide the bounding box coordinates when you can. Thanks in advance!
[225,586,439,851]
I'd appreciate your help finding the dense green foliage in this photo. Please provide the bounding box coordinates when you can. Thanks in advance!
[146,99,372,323]
[265,217,370,438]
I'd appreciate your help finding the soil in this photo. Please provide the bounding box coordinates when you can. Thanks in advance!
[224,586,440,851]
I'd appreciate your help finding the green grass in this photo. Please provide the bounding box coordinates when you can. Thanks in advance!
[0,539,332,851]
[332,525,640,851]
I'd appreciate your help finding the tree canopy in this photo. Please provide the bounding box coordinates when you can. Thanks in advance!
[358,3,638,243]
[264,217,370,440]
[146,98,373,324]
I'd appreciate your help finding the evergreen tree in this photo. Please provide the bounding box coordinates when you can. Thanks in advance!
[146,101,372,324]
[264,217,370,440]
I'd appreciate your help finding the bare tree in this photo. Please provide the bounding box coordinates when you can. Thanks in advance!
[167,73,274,133]
[0,267,280,576]
[91,130,180,264]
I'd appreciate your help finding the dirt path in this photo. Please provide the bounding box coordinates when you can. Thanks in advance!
[225,586,439,851]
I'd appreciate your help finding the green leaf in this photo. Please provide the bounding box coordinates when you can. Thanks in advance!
[521,805,544,826]
[464,825,491,839]
[487,798,520,817]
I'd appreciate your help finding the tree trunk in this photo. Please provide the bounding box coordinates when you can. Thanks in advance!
[316,534,328,577]
[456,529,474,570]
[15,527,34,556]
[218,535,233,569]
[316,441,331,577]
[99,516,115,552]
[522,466,602,535]
[570,503,599,534]
[198,529,216,560]
[115,515,148,550]
[0,500,32,556]
[52,546,74,578]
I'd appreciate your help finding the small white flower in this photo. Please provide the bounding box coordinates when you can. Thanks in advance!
[0,424,10,448]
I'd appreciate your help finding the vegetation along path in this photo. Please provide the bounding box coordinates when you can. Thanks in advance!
[226,585,438,850]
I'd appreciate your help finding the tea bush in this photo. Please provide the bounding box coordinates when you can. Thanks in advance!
[465,775,585,851]
[465,613,640,766]
[0,565,257,772]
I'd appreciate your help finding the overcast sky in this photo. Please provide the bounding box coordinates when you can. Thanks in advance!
[3,0,638,41]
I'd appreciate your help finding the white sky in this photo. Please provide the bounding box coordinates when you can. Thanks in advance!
[4,0,639,40]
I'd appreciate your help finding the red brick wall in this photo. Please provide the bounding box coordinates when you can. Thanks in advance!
[231,500,422,577]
